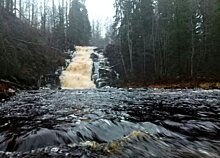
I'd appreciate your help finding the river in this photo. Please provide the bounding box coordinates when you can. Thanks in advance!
[0,88,220,157]
[0,47,220,157]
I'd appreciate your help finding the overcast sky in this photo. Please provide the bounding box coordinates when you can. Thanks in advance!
[38,0,115,23]
[85,0,115,22]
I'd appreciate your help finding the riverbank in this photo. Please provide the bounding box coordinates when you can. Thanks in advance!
[0,7,66,90]
[148,82,220,89]
[117,81,220,89]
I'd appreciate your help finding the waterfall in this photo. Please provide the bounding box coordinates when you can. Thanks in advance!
[60,46,96,89]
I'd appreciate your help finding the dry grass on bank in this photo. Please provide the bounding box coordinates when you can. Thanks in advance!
[148,82,220,89]
[118,81,220,89]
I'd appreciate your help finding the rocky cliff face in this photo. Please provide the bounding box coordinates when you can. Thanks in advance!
[91,48,119,88]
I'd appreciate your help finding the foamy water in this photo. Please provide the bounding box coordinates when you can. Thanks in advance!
[60,46,96,89]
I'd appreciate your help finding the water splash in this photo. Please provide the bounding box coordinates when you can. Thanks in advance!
[60,46,96,89]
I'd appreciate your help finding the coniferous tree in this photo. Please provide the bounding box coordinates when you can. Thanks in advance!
[68,0,90,46]
[111,0,220,83]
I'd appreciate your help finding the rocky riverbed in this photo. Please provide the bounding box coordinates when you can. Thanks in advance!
[0,88,220,157]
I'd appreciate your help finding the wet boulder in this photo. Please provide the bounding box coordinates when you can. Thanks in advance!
[38,73,61,89]
[91,49,119,88]
[93,48,104,54]
[90,53,99,62]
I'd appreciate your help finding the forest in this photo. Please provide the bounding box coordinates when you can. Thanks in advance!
[0,0,92,88]
[0,0,91,49]
[106,0,220,86]
[1,1,220,157]
[0,0,220,88]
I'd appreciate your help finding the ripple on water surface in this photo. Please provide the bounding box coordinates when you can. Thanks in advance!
[0,88,220,157]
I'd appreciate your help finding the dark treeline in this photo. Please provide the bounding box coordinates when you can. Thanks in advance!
[106,0,220,84]
[0,0,91,50]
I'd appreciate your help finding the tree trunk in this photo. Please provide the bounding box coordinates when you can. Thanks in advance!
[119,38,127,79]
[65,0,68,49]
[203,1,208,60]
[125,1,133,75]
[9,0,13,12]
[43,0,46,33]
[14,0,16,14]
[126,18,133,74]
[127,30,133,74]
[151,15,157,77]
[6,0,9,11]
[164,34,168,77]
[31,0,34,25]
[19,0,21,18]
[0,0,3,9]
[143,37,146,80]
[52,0,55,29]
[190,8,195,77]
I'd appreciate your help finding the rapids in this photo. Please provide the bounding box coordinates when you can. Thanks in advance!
[0,88,220,157]
[60,46,96,89]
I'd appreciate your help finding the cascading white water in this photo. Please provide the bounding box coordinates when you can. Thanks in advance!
[60,46,96,89]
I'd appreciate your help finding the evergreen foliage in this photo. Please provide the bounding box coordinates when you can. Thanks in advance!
[0,0,91,50]
[108,0,220,84]
[0,0,92,87]
[68,0,91,46]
